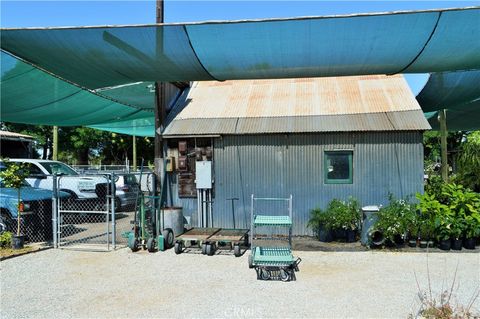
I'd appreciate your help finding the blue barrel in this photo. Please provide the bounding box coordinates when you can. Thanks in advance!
[361,205,380,246]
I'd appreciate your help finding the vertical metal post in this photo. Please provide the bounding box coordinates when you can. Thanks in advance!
[111,173,116,250]
[52,174,58,248]
[289,194,293,247]
[52,126,58,161]
[132,135,137,171]
[197,189,201,227]
[439,109,448,182]
[154,0,165,196]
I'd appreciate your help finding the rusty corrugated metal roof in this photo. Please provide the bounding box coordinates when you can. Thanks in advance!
[0,131,35,140]
[163,75,431,135]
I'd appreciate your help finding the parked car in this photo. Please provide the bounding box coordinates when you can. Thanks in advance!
[0,162,70,237]
[9,159,139,211]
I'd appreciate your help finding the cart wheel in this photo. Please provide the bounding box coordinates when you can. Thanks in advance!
[248,254,254,268]
[174,241,183,254]
[129,238,140,252]
[162,228,174,249]
[146,238,156,253]
[260,269,271,280]
[201,243,207,255]
[206,243,216,256]
[280,268,290,282]
[234,244,241,257]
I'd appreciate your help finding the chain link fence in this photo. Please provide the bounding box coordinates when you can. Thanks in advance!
[1,170,156,250]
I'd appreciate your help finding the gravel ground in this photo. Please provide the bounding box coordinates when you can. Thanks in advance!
[1,247,479,318]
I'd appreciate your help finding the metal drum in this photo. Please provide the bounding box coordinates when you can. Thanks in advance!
[161,207,185,237]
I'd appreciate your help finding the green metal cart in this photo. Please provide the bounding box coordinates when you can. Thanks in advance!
[249,195,301,281]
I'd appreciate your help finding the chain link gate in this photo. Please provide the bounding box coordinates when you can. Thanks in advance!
[52,172,154,251]
[54,174,114,251]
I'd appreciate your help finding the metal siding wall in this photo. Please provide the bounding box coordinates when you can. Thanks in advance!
[172,131,424,235]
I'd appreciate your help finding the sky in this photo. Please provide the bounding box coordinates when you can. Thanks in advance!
[2,0,479,94]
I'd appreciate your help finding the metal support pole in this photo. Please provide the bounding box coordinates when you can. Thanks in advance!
[111,173,116,250]
[52,174,58,248]
[52,126,58,161]
[132,135,137,171]
[154,0,165,196]
[439,109,448,182]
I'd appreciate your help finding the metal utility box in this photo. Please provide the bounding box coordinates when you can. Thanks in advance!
[178,156,188,171]
[195,161,212,189]
[165,156,175,172]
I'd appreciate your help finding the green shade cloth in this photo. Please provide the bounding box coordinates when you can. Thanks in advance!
[417,70,480,130]
[1,51,153,126]
[1,7,479,134]
[1,7,479,89]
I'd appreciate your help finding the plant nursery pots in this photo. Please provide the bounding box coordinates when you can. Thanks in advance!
[427,241,435,248]
[346,229,356,243]
[439,239,451,251]
[463,238,476,250]
[318,227,333,243]
[11,235,25,250]
[451,238,463,251]
[419,241,428,248]
[333,229,347,241]
[408,240,417,247]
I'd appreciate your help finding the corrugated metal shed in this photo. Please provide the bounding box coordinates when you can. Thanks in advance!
[170,131,424,235]
[163,75,431,136]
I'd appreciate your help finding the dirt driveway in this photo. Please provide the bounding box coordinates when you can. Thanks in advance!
[1,247,478,318]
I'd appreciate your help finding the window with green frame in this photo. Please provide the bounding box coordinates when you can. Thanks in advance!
[324,151,353,184]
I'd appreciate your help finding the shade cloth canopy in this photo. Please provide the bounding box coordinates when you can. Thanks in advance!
[1,7,479,134]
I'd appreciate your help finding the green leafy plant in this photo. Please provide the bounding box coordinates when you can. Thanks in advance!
[0,160,30,236]
[326,197,361,231]
[0,231,13,248]
[374,194,416,243]
[463,213,480,239]
[307,207,331,236]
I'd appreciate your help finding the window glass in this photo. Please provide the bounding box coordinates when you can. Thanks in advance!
[324,151,353,184]
[40,162,78,176]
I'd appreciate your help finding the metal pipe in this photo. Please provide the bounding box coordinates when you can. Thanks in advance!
[52,174,58,248]
[197,189,201,227]
[111,173,116,250]
[208,190,213,228]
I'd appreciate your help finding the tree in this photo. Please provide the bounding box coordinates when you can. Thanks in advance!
[456,131,480,192]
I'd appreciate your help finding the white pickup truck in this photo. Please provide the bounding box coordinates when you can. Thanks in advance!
[10,159,139,212]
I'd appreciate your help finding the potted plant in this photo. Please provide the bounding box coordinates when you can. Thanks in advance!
[0,160,30,249]
[463,213,480,250]
[343,197,361,243]
[435,213,454,251]
[418,218,435,248]
[450,218,464,251]
[406,213,419,247]
[308,207,333,242]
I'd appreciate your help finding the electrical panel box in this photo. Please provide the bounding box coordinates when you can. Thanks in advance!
[165,156,175,172]
[178,156,188,171]
[195,161,212,189]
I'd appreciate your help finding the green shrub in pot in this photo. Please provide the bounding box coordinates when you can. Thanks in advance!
[308,207,332,241]
[375,194,416,244]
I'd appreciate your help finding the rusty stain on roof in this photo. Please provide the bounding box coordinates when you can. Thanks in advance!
[164,75,431,135]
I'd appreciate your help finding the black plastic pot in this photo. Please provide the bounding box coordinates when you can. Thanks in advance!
[451,238,462,251]
[346,229,356,243]
[318,227,333,242]
[439,239,451,251]
[463,237,476,250]
[11,235,25,250]
[408,240,417,248]
[419,241,428,248]
[333,229,347,241]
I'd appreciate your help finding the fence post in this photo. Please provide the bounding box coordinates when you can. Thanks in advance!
[111,172,116,250]
[52,174,58,248]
